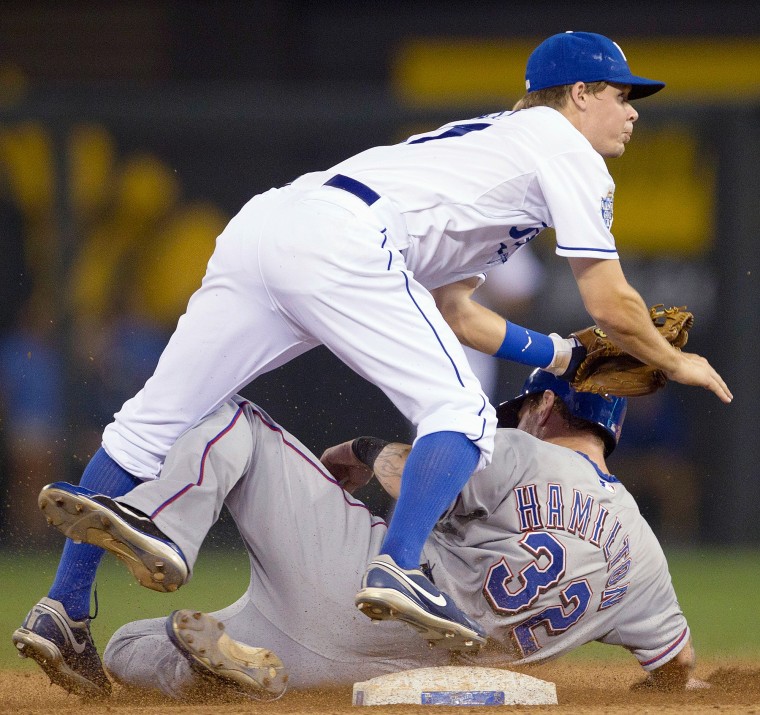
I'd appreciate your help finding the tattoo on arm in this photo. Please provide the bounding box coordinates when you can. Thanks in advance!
[373,443,411,499]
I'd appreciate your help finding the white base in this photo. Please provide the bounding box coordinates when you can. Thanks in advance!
[352,666,557,706]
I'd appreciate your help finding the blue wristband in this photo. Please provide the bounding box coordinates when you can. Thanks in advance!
[494,322,554,367]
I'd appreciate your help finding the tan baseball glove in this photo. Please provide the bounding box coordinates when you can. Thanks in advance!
[568,305,694,397]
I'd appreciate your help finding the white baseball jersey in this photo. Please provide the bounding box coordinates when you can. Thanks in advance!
[291,105,619,289]
[104,398,688,696]
[102,105,616,483]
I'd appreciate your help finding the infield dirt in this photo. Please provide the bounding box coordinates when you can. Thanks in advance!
[1,658,759,714]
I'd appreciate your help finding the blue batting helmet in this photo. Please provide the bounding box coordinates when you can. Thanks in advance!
[496,369,627,456]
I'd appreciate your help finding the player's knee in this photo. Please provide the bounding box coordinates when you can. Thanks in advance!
[102,619,162,678]
[415,403,497,468]
[102,624,131,679]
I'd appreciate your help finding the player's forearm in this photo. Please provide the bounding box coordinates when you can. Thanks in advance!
[571,257,681,372]
[351,439,409,499]
[453,303,507,354]
[433,280,571,370]
[594,293,682,372]
[372,443,409,498]
[636,638,696,691]
[433,279,505,353]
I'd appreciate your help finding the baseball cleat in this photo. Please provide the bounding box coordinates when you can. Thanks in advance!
[12,597,111,698]
[356,554,486,653]
[167,610,288,700]
[38,482,188,593]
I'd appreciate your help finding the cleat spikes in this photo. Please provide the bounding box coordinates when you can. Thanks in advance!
[36,482,188,594]
[166,610,287,700]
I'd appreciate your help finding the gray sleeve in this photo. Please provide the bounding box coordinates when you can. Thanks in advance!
[596,521,690,670]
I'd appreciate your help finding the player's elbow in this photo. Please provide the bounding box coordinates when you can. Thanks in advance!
[636,638,696,692]
[437,301,475,345]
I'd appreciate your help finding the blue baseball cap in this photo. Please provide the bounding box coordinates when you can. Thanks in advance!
[525,31,665,100]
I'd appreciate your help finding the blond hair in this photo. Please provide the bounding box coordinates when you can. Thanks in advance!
[512,81,609,111]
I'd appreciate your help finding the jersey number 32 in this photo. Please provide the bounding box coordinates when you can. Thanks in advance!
[482,532,592,657]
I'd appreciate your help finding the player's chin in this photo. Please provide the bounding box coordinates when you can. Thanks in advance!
[604,142,627,159]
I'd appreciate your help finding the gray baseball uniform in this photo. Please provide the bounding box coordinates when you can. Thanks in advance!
[104,396,688,696]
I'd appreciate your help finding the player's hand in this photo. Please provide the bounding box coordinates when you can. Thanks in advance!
[630,671,708,692]
[320,441,375,494]
[664,351,733,404]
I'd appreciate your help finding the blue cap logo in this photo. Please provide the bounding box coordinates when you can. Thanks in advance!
[526,31,665,100]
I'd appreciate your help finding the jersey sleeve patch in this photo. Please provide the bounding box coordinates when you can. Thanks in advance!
[600,190,614,230]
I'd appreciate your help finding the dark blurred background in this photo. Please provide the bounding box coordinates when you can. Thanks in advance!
[0,1,758,550]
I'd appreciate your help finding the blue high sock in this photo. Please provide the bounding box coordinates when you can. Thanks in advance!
[48,448,140,620]
[380,431,479,569]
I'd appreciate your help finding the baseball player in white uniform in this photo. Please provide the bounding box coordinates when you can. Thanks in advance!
[13,31,726,698]
[88,369,694,699]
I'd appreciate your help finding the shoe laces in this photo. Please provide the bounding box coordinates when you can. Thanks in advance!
[88,585,99,621]
[420,561,436,583]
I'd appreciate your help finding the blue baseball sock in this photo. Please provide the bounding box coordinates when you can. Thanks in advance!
[48,448,140,620]
[495,321,554,367]
[380,431,479,570]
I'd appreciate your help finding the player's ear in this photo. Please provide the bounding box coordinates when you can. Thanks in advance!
[537,390,555,425]
[569,82,588,109]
